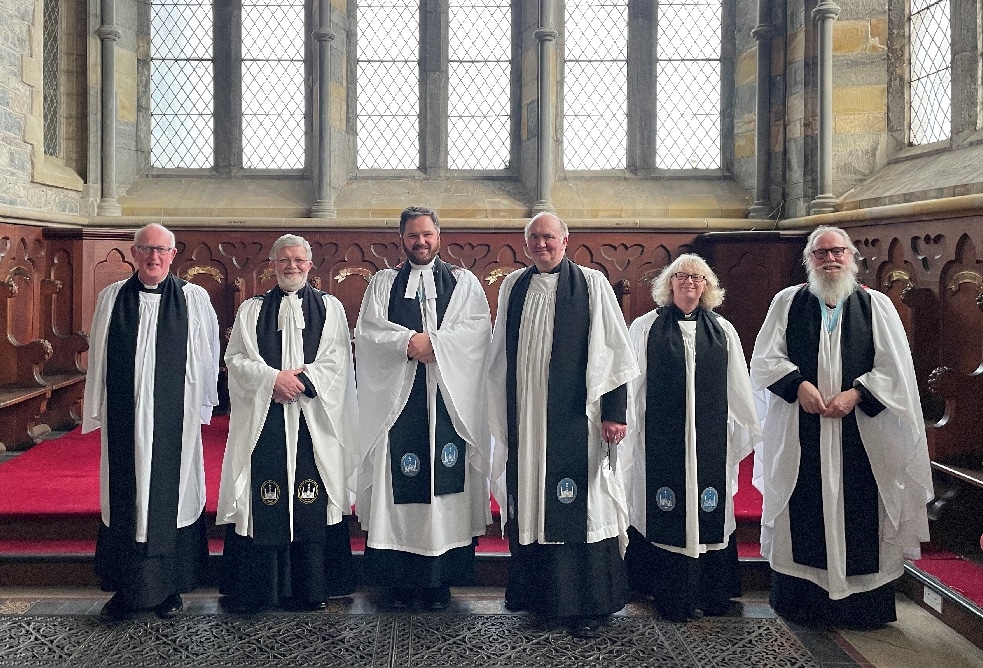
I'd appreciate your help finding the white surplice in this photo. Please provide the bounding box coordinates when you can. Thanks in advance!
[354,263,492,556]
[487,266,640,553]
[83,280,220,540]
[750,285,933,599]
[217,291,358,538]
[621,310,761,558]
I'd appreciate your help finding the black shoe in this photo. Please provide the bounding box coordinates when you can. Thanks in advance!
[221,596,264,615]
[99,593,132,622]
[289,598,327,612]
[154,594,184,619]
[567,616,603,638]
[504,593,529,611]
[422,586,450,610]
[387,587,414,611]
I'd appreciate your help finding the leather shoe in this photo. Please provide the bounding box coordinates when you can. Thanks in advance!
[387,587,414,611]
[221,596,264,615]
[154,594,184,619]
[99,593,132,622]
[567,616,601,638]
[422,586,450,610]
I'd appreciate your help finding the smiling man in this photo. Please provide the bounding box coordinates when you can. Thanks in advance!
[750,225,933,628]
[217,234,359,613]
[355,206,492,611]
[486,213,639,638]
[83,224,220,622]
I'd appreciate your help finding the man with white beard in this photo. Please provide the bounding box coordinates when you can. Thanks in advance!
[750,226,933,628]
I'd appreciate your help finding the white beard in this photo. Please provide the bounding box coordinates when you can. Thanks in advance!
[808,264,858,306]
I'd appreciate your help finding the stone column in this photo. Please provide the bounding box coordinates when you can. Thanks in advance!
[311,0,337,218]
[809,0,840,215]
[748,4,772,219]
[96,0,121,216]
[532,0,557,214]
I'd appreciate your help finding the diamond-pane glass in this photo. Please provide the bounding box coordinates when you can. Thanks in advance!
[657,1,720,60]
[563,0,628,170]
[654,0,721,169]
[655,62,720,169]
[42,0,59,157]
[151,1,213,168]
[241,1,305,169]
[909,0,950,145]
[564,63,628,170]
[448,1,510,170]
[357,0,420,169]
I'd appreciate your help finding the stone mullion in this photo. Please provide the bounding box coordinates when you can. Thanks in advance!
[949,0,979,144]
[533,0,557,213]
[311,0,337,217]
[213,0,240,172]
[809,0,840,215]
[96,0,121,216]
[420,0,448,173]
[748,1,772,218]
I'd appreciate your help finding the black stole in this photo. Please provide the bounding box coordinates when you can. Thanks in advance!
[785,285,880,575]
[644,305,729,547]
[505,258,591,543]
[250,284,328,545]
[386,258,465,504]
[105,272,188,558]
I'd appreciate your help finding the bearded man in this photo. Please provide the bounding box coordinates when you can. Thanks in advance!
[750,225,933,628]
[355,205,492,610]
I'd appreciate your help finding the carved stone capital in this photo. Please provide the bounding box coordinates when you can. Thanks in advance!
[811,1,841,23]
[313,27,336,42]
[96,25,122,41]
[535,28,558,42]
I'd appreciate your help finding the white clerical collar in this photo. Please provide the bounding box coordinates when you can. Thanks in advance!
[278,291,305,331]
[404,261,438,301]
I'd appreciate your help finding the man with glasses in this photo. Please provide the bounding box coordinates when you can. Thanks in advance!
[750,225,933,628]
[84,224,220,621]
[486,213,639,637]
[217,234,359,613]
[355,206,492,611]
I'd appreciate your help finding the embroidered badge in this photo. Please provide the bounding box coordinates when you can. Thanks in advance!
[400,453,421,477]
[508,494,516,519]
[700,487,719,512]
[556,478,578,504]
[260,480,281,506]
[656,486,676,512]
[440,442,459,468]
[297,479,319,504]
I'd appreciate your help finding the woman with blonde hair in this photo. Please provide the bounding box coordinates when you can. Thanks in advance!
[621,253,761,621]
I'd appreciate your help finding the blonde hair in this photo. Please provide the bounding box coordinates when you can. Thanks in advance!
[650,253,725,310]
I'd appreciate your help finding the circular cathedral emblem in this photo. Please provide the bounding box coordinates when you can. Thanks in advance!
[260,480,281,506]
[556,478,578,504]
[700,487,719,512]
[656,486,676,512]
[297,479,319,505]
[400,453,421,477]
[440,442,459,468]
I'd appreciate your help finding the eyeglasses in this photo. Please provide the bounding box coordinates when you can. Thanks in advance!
[134,244,174,255]
[810,247,848,260]
[274,258,310,267]
[672,272,706,283]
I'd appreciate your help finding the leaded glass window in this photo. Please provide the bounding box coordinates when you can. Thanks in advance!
[655,0,721,169]
[909,0,951,145]
[357,0,420,169]
[242,0,305,169]
[448,0,511,170]
[150,0,214,168]
[42,0,60,158]
[563,0,628,170]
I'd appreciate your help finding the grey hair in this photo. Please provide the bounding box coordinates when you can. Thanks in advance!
[270,234,312,261]
[650,253,725,310]
[523,212,569,241]
[801,225,860,270]
[134,223,175,247]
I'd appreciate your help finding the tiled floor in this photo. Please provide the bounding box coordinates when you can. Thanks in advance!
[1,586,980,667]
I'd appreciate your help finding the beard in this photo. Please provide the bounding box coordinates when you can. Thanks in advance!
[807,262,859,306]
[403,242,438,266]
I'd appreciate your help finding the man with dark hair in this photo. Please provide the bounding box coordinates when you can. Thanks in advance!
[355,205,492,610]
[486,213,639,637]
[83,223,220,621]
[751,225,933,628]
[217,234,358,613]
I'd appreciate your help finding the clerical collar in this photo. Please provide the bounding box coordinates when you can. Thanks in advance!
[681,310,698,321]
[404,260,438,300]
[140,281,160,293]
[534,263,562,274]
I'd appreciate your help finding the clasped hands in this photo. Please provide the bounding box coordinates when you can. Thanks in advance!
[797,380,860,418]
[273,368,305,404]
[407,332,436,364]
